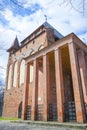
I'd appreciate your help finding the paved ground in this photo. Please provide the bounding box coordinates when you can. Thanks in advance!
[0,121,86,130]
[0,121,67,130]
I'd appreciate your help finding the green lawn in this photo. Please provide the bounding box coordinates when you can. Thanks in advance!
[0,117,21,120]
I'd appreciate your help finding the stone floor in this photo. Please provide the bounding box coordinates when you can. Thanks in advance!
[0,121,86,130]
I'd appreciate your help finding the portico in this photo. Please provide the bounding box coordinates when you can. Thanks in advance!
[22,33,87,123]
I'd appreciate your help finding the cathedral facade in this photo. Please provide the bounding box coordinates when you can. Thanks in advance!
[3,22,87,123]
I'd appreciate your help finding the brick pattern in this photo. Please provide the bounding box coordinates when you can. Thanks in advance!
[49,103,57,121]
[68,42,86,123]
[64,101,76,121]
[3,86,24,118]
[26,105,31,120]
[77,49,87,103]
[36,104,43,121]
[3,25,87,124]
[55,49,64,122]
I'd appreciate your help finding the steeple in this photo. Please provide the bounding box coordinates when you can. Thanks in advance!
[7,36,20,53]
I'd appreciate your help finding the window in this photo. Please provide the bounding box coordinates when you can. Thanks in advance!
[19,60,25,86]
[7,64,12,89]
[30,64,33,83]
[13,62,18,87]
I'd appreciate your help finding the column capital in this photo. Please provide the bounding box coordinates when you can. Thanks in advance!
[54,48,59,51]
[43,53,47,56]
[32,58,37,62]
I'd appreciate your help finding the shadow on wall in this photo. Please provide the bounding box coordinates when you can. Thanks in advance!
[0,88,4,116]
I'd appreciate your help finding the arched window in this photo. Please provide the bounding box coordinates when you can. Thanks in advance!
[7,64,12,89]
[19,60,25,86]
[30,64,34,83]
[13,62,18,87]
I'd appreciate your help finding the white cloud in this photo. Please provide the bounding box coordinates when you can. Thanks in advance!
[0,0,87,85]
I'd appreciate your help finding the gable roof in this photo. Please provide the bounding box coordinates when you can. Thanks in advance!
[43,22,63,39]
[21,22,63,45]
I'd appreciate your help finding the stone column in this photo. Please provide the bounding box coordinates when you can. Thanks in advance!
[68,42,86,123]
[54,49,64,122]
[22,63,29,120]
[77,49,87,103]
[31,59,38,120]
[43,54,49,121]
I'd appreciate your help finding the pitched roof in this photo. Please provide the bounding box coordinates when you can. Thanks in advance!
[43,22,63,39]
[21,22,63,44]
[7,36,20,52]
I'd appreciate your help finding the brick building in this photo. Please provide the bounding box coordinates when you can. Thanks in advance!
[3,22,87,123]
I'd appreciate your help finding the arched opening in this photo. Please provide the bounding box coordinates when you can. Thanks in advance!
[19,60,25,86]
[13,62,18,87]
[18,102,22,118]
[7,64,12,89]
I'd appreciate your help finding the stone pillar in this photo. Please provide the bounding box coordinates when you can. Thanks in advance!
[68,42,86,123]
[43,54,49,121]
[77,49,87,103]
[31,59,38,120]
[54,49,64,122]
[22,63,29,120]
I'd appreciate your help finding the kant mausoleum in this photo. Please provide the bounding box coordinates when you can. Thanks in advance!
[3,22,87,123]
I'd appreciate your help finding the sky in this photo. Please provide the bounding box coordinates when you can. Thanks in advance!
[0,0,87,87]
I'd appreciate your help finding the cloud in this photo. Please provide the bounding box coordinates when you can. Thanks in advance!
[0,71,5,87]
[0,0,87,86]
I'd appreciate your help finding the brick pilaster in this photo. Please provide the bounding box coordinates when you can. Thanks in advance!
[43,54,49,121]
[22,63,29,120]
[77,49,87,103]
[31,59,38,120]
[68,42,86,123]
[17,61,20,88]
[54,49,64,122]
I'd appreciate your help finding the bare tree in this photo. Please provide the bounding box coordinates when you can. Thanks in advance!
[0,44,6,76]
[0,0,86,15]
[57,0,86,15]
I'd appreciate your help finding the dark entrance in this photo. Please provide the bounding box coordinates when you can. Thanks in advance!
[18,102,22,118]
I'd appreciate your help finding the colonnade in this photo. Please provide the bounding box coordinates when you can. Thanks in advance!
[22,42,87,123]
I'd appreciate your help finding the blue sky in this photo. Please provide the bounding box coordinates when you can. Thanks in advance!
[0,0,87,87]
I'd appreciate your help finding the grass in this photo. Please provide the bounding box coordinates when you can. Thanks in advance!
[0,116,21,121]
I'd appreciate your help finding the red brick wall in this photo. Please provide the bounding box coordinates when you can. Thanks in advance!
[3,86,24,118]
